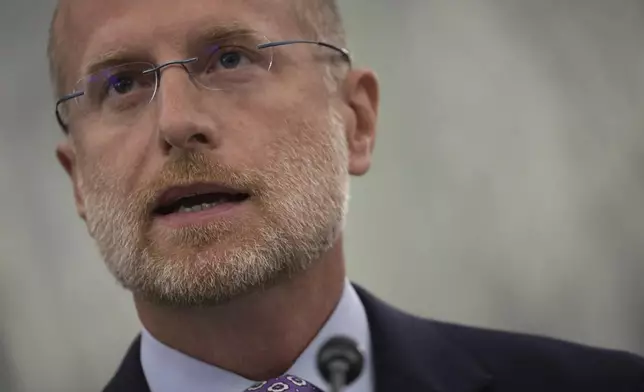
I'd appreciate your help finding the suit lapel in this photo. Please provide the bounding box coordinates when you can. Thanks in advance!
[103,335,150,392]
[354,285,493,392]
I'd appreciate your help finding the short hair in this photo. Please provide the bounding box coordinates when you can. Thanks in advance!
[291,0,346,46]
[46,0,346,98]
[47,4,65,98]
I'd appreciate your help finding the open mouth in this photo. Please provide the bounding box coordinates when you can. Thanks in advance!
[153,184,250,217]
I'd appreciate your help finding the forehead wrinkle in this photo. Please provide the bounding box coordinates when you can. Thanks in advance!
[79,15,157,69]
[186,22,260,44]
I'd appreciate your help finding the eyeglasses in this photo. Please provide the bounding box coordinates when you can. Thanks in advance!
[54,34,351,134]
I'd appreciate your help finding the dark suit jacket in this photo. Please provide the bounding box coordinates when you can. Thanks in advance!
[104,285,644,391]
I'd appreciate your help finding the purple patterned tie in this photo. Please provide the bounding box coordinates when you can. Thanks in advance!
[244,374,324,392]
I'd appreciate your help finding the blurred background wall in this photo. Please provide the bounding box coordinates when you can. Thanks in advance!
[1,0,644,390]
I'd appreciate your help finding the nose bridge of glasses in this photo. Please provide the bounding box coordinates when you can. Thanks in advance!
[144,57,199,77]
[145,57,201,102]
[152,58,214,116]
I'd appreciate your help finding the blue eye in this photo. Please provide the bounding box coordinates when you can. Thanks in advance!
[107,75,136,94]
[220,52,243,69]
[205,46,253,73]
[82,62,157,109]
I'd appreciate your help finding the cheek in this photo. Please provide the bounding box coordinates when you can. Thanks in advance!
[77,150,139,197]
[216,100,296,165]
[227,83,330,152]
[76,127,152,192]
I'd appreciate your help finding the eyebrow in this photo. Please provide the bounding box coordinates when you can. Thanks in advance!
[81,47,149,80]
[79,24,264,80]
[187,23,265,52]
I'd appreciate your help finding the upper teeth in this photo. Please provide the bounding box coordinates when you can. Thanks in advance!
[177,202,218,213]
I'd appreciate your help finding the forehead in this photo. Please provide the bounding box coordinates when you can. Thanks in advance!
[57,0,298,81]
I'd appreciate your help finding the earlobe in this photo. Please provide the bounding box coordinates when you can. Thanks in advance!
[56,142,87,221]
[344,69,379,176]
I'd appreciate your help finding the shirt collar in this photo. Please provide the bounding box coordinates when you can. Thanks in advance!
[141,279,373,392]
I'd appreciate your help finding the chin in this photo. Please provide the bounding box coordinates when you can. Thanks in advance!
[132,242,287,308]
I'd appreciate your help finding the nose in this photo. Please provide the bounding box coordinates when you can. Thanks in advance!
[154,66,220,153]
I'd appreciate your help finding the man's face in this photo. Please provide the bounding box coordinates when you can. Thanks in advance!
[55,0,375,306]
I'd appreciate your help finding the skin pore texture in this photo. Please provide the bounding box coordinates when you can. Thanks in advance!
[52,0,379,381]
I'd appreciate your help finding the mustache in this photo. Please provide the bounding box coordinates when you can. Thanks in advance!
[136,152,258,210]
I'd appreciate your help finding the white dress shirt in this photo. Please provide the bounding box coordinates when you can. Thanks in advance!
[140,279,374,392]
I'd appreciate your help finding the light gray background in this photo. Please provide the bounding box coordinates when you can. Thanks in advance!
[2,1,644,391]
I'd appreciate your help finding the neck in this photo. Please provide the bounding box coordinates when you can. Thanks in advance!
[134,239,346,381]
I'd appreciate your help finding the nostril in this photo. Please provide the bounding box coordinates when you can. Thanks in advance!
[161,132,210,152]
[160,127,215,152]
[190,133,209,144]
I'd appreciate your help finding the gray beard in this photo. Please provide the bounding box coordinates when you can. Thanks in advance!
[79,107,350,308]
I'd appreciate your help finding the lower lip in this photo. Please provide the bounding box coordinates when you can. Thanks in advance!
[153,200,247,228]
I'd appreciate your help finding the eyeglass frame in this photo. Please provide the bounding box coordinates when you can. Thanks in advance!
[54,39,352,134]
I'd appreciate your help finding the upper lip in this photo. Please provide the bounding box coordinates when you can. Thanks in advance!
[153,182,248,212]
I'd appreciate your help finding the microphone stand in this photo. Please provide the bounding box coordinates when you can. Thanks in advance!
[317,336,364,392]
[327,359,349,392]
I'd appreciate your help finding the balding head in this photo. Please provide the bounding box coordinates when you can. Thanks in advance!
[292,0,346,46]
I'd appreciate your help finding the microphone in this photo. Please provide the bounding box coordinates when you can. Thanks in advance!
[316,336,364,392]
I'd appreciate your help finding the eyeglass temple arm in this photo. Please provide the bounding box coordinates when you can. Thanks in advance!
[55,91,85,134]
[257,40,351,64]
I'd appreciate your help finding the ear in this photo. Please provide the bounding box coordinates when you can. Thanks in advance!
[56,142,87,221]
[342,69,379,176]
